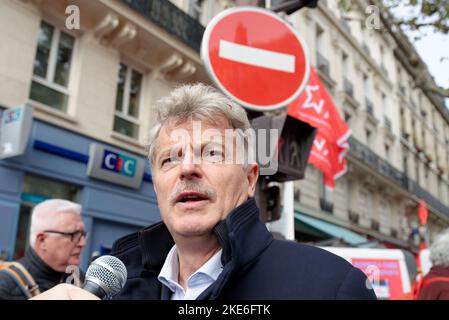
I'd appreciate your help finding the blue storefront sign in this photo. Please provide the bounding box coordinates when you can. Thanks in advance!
[87,143,145,189]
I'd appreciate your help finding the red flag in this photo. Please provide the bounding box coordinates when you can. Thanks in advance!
[288,67,351,189]
[418,200,428,226]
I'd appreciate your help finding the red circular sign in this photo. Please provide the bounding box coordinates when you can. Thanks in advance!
[201,7,310,111]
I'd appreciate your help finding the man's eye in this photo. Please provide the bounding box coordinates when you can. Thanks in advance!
[203,148,224,162]
[161,157,176,166]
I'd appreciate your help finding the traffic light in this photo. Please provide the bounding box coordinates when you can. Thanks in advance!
[250,113,316,182]
[250,114,317,222]
[270,0,319,15]
[255,178,282,222]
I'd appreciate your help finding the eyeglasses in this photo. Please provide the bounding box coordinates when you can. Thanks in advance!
[43,230,88,243]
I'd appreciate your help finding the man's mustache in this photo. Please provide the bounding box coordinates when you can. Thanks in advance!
[169,180,217,205]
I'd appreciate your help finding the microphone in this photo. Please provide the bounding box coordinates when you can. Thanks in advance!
[83,255,127,299]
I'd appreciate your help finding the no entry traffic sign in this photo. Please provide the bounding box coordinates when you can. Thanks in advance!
[201,7,310,111]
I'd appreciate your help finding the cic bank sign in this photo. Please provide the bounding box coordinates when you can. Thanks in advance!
[87,143,145,189]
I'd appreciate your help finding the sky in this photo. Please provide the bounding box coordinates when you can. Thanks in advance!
[412,32,449,109]
[390,2,449,109]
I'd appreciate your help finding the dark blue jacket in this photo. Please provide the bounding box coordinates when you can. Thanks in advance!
[111,198,377,300]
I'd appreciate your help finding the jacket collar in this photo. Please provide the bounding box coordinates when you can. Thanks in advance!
[138,198,273,275]
[429,266,449,277]
[23,247,65,284]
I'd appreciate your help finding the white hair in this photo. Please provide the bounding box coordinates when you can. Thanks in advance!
[29,199,82,247]
[147,83,252,166]
[430,228,449,267]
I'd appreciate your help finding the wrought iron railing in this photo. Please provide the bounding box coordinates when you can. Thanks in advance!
[349,137,449,218]
[120,0,205,51]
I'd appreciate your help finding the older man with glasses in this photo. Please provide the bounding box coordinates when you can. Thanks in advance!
[0,199,87,299]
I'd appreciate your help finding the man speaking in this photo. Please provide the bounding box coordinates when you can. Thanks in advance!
[33,84,376,300]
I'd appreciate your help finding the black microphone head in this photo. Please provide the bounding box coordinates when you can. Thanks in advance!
[84,255,127,299]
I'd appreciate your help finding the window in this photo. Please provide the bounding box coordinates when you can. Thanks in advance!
[403,153,408,176]
[113,63,143,139]
[366,129,372,146]
[16,174,80,259]
[381,93,388,115]
[344,111,351,123]
[29,21,75,112]
[415,155,420,184]
[188,0,203,20]
[316,25,324,54]
[342,52,349,77]
[363,73,370,97]
[385,144,391,162]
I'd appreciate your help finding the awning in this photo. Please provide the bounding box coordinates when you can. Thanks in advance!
[295,212,369,246]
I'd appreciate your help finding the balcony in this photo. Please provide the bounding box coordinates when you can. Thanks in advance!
[120,0,205,51]
[343,77,354,98]
[349,137,407,187]
[406,178,449,219]
[320,198,334,214]
[349,137,449,219]
[384,116,392,132]
[317,52,330,76]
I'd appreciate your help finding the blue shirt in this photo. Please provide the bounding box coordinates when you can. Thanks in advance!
[157,245,223,300]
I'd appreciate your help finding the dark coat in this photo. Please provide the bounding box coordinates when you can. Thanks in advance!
[0,248,74,300]
[111,198,377,300]
[417,266,449,300]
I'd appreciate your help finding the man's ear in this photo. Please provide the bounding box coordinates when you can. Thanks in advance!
[246,163,259,197]
[35,233,47,251]
[153,183,158,196]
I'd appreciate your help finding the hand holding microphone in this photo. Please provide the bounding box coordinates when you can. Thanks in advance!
[30,255,127,300]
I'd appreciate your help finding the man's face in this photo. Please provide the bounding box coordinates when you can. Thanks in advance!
[152,117,259,240]
[37,213,86,272]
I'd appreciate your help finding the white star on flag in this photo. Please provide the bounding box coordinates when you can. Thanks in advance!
[302,85,326,116]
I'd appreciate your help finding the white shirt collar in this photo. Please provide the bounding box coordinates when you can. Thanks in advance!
[158,245,223,299]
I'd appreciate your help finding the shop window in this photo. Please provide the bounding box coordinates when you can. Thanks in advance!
[14,175,81,259]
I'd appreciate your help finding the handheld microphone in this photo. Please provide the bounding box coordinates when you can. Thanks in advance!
[83,255,127,299]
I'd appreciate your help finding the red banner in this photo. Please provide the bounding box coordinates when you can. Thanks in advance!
[418,200,428,226]
[288,67,351,188]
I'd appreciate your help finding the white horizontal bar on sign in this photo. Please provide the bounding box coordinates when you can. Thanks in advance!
[218,40,295,73]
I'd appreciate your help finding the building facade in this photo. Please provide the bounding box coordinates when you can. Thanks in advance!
[174,0,449,249]
[291,0,449,249]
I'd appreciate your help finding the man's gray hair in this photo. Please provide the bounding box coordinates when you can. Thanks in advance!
[29,199,82,247]
[148,83,251,165]
[430,228,449,267]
